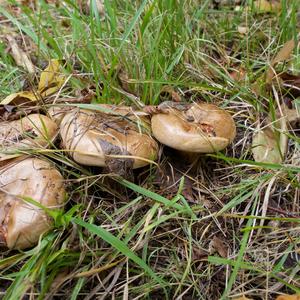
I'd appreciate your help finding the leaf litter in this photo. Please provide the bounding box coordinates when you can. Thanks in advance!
[252,38,300,164]
[1,59,66,105]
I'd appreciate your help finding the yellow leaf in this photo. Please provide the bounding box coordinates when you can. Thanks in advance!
[0,91,38,105]
[252,126,286,164]
[253,0,281,13]
[38,59,66,97]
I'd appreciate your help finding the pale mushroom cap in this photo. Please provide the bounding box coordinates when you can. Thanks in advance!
[48,104,138,125]
[0,157,65,249]
[151,102,236,153]
[60,106,158,169]
[48,106,74,125]
[0,114,58,160]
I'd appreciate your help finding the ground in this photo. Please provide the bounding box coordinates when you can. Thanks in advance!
[0,0,299,299]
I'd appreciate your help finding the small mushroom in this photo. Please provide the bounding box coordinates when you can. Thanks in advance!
[0,157,65,249]
[59,105,158,172]
[151,102,236,153]
[0,114,58,160]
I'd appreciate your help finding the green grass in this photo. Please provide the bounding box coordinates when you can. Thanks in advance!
[0,0,300,299]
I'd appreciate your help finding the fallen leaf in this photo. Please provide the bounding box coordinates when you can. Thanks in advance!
[234,297,253,300]
[266,39,296,84]
[38,59,66,97]
[252,125,287,164]
[209,236,229,258]
[6,35,35,74]
[1,59,66,105]
[191,247,208,260]
[253,0,281,14]
[276,295,300,300]
[0,91,38,106]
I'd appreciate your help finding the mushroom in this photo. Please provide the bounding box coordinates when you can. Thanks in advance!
[151,102,236,153]
[47,106,74,125]
[0,114,58,161]
[59,105,158,174]
[0,157,65,249]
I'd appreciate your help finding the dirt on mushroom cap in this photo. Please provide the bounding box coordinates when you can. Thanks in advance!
[0,114,58,160]
[0,157,65,249]
[59,106,158,172]
[151,102,236,153]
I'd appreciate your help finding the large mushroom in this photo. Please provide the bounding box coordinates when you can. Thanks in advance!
[0,114,58,161]
[59,105,158,175]
[151,102,236,153]
[0,157,65,249]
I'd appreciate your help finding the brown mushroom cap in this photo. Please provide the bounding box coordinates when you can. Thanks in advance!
[0,114,58,160]
[59,105,158,169]
[0,157,65,249]
[151,102,236,153]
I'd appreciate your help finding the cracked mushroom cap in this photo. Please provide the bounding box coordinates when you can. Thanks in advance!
[151,102,236,153]
[0,114,58,161]
[0,157,65,249]
[59,105,158,170]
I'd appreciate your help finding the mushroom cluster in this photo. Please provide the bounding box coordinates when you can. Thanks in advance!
[0,113,65,250]
[0,101,236,250]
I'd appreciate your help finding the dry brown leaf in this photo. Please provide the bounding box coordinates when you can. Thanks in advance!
[234,296,253,300]
[252,125,287,164]
[253,0,281,13]
[6,35,35,74]
[266,39,296,84]
[209,236,229,258]
[276,295,300,300]
[38,59,66,97]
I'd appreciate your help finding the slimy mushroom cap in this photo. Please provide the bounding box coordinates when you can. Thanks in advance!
[151,102,236,153]
[0,157,65,249]
[0,114,58,161]
[59,105,158,170]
